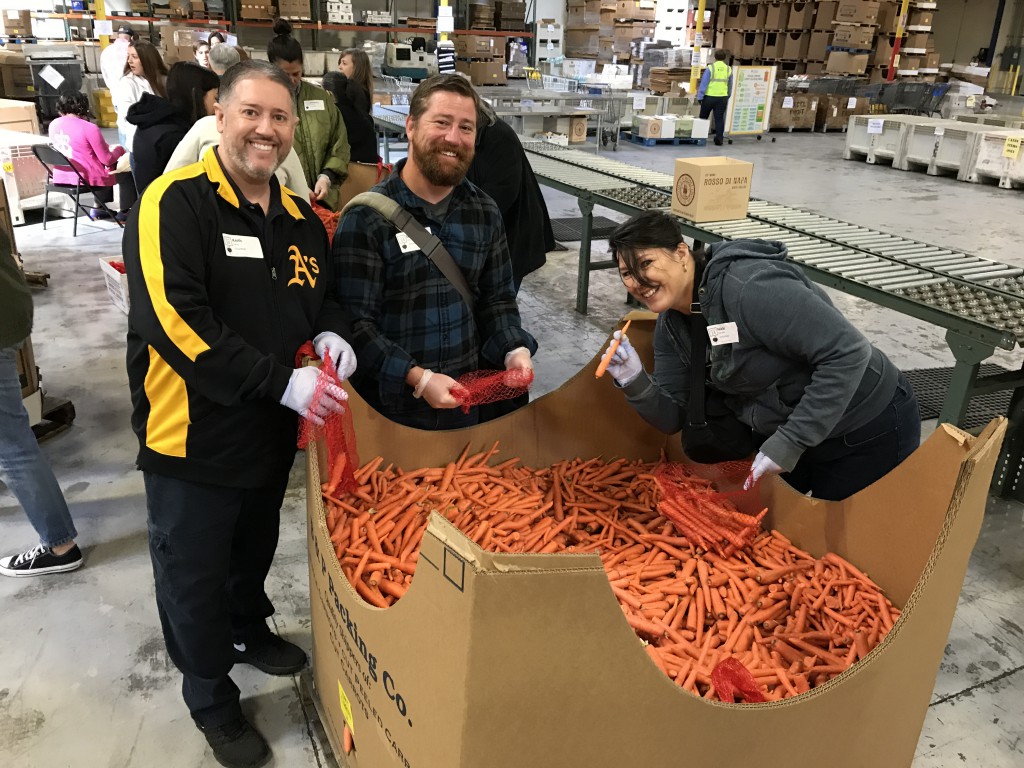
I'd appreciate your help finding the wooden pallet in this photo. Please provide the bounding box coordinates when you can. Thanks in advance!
[621,130,706,147]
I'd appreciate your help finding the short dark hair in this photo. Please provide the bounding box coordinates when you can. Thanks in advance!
[609,211,698,291]
[217,60,295,113]
[166,61,220,125]
[268,18,303,64]
[714,49,729,62]
[409,74,480,122]
[56,90,92,119]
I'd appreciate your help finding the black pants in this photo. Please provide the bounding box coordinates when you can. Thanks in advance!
[699,95,729,144]
[93,172,138,212]
[783,372,920,501]
[144,470,289,726]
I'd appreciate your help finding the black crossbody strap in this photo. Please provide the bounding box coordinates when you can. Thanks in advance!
[343,192,475,311]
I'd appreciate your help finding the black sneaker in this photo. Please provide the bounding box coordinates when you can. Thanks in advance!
[0,544,83,577]
[197,714,270,768]
[233,630,307,676]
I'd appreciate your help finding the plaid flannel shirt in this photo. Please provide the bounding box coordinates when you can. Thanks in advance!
[331,160,538,424]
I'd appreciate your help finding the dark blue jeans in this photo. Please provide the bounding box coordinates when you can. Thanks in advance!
[782,372,920,501]
[699,95,729,143]
[144,470,289,726]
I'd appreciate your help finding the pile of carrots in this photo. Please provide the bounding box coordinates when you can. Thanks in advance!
[322,443,900,702]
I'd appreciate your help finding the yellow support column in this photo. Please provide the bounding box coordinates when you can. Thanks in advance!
[688,0,708,96]
[95,0,110,49]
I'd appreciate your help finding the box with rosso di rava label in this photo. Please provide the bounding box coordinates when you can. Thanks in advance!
[307,315,1006,768]
[671,156,753,223]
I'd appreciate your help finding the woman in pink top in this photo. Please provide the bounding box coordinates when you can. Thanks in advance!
[48,91,137,221]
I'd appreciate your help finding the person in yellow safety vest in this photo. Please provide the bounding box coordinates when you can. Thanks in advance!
[697,49,734,146]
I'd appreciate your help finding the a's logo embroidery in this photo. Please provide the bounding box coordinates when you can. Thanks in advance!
[287,245,319,287]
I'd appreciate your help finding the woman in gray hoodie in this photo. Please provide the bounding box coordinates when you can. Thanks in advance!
[600,210,919,501]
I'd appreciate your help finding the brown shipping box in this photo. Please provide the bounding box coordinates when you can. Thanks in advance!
[782,31,810,60]
[0,51,35,99]
[764,2,789,30]
[815,0,840,30]
[808,31,833,61]
[787,2,815,30]
[306,320,1007,768]
[762,32,785,59]
[719,3,742,29]
[826,51,870,74]
[454,35,498,57]
[832,24,876,50]
[877,1,899,34]
[769,93,819,130]
[816,93,870,130]
[835,0,880,26]
[454,59,507,85]
[672,156,752,222]
[740,32,765,59]
[0,10,32,36]
[741,3,767,30]
[0,98,40,133]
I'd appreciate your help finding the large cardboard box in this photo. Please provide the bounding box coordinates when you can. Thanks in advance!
[764,2,789,30]
[0,51,35,100]
[815,0,840,30]
[835,0,880,26]
[826,50,870,74]
[454,59,507,85]
[769,92,819,130]
[616,0,656,21]
[816,93,870,130]
[718,3,742,29]
[808,30,833,60]
[762,31,785,59]
[0,10,32,36]
[741,3,767,30]
[277,0,311,17]
[672,156,752,222]
[634,115,665,138]
[740,31,765,59]
[306,322,1007,768]
[721,29,743,55]
[0,98,40,134]
[454,34,498,57]
[782,31,810,59]
[874,34,895,65]
[787,2,816,30]
[876,0,899,33]
[543,114,588,142]
[908,9,934,28]
[832,24,876,50]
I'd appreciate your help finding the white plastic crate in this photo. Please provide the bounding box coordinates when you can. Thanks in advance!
[963,130,1024,189]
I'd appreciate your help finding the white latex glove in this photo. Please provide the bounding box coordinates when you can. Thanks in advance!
[415,370,466,410]
[280,367,348,426]
[314,174,331,201]
[503,346,533,386]
[744,451,784,490]
[600,330,643,386]
[313,331,357,380]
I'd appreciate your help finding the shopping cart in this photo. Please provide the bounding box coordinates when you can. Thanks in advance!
[585,88,630,150]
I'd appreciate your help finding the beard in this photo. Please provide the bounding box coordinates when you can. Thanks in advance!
[412,135,473,187]
[222,134,287,185]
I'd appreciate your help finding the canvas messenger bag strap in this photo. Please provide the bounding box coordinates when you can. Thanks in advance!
[343,191,475,311]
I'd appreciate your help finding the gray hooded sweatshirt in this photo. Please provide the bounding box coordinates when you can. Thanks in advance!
[620,239,899,472]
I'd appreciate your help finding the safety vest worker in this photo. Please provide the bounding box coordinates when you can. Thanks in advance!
[706,59,731,98]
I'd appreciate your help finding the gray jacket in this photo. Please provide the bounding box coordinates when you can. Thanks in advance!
[621,239,898,471]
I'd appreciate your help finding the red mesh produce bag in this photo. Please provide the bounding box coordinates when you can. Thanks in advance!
[712,658,767,703]
[312,203,341,241]
[452,368,534,414]
[654,460,766,555]
[294,343,360,495]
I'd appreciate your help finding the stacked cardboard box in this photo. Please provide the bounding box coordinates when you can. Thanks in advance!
[239,0,275,21]
[568,0,655,66]
[278,0,311,20]
[454,34,507,85]
[826,0,879,75]
[0,10,33,37]
[536,19,564,65]
[0,50,34,99]
[494,1,526,31]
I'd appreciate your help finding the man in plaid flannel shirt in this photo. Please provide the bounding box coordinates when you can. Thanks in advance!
[332,75,537,429]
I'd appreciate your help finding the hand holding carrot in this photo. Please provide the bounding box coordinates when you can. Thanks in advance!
[597,330,642,385]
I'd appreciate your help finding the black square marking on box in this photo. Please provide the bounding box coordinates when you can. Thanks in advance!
[443,547,465,592]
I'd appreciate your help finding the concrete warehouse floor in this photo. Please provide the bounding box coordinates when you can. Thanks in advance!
[1,129,1023,767]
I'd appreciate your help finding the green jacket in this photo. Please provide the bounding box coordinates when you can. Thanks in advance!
[0,226,32,349]
[294,80,350,211]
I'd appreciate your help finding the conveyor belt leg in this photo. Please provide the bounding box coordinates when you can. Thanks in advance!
[938,331,995,427]
[575,199,595,315]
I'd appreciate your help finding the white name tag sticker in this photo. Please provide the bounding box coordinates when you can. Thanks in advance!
[395,232,419,253]
[707,322,739,346]
[304,99,326,112]
[395,226,431,254]
[222,234,263,259]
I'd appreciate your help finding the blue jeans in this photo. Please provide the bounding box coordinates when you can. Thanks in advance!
[0,345,77,548]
